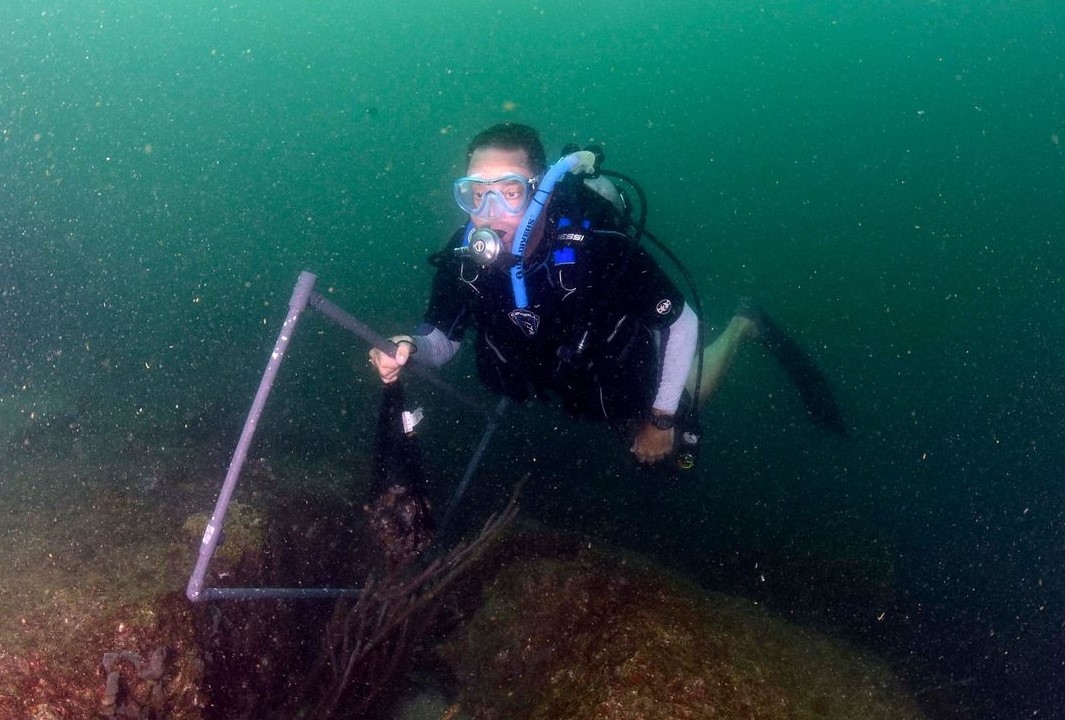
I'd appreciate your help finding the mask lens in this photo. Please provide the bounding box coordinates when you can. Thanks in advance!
[454,174,533,216]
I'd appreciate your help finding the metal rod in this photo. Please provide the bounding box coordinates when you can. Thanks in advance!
[186,271,318,602]
[438,397,510,537]
[196,587,362,601]
[308,291,488,416]
[186,271,508,603]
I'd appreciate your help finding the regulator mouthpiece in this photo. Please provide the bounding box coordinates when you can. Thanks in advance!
[455,227,510,267]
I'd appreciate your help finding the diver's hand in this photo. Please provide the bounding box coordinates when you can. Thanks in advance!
[368,335,416,384]
[631,422,674,464]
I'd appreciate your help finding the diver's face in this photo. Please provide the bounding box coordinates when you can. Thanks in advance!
[465,147,536,250]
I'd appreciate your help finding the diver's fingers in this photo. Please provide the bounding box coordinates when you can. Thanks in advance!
[368,347,401,383]
[631,424,674,464]
[368,335,415,384]
[632,447,666,464]
[389,335,417,366]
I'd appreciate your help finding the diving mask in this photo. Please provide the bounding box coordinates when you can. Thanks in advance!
[453,173,535,218]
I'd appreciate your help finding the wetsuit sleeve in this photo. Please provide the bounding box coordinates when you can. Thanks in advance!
[410,325,461,368]
[653,302,698,414]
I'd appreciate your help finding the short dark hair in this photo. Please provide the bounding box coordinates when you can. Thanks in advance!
[466,122,547,176]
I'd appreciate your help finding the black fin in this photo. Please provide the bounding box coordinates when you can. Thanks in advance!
[744,305,848,436]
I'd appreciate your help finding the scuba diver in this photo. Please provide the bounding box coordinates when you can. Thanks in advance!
[368,122,846,474]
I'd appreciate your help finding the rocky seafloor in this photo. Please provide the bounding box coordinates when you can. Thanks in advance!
[0,418,927,720]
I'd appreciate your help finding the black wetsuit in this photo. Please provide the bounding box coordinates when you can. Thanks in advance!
[422,183,686,426]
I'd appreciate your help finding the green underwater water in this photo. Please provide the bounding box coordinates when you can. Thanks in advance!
[2,1,1063,717]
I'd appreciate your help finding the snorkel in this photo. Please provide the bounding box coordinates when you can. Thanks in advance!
[510,150,597,308]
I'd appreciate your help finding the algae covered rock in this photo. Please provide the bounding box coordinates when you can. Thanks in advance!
[446,547,926,720]
[182,500,265,580]
[0,593,206,720]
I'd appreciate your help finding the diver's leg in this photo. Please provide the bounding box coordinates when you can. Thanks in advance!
[692,299,848,435]
[685,314,757,408]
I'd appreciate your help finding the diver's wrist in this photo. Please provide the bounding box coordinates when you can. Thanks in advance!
[648,409,675,430]
[390,334,418,356]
